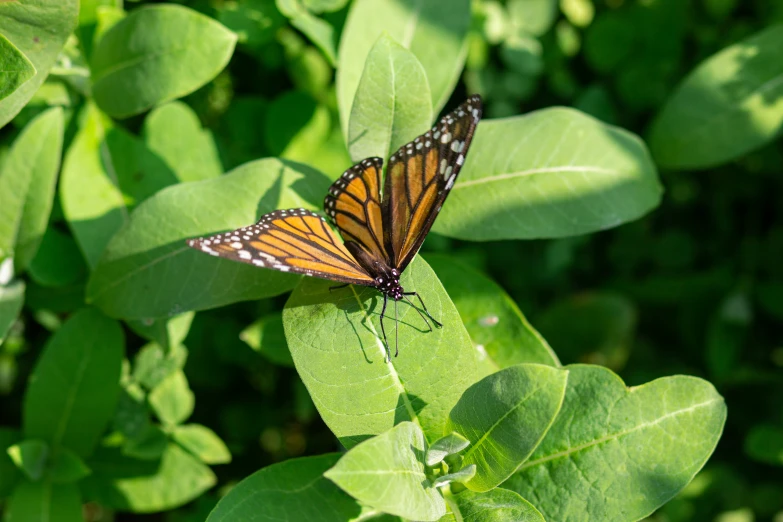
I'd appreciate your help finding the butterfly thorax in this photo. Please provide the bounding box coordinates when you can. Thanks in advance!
[344,241,405,300]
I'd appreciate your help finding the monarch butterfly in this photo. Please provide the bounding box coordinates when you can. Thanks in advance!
[187,95,482,358]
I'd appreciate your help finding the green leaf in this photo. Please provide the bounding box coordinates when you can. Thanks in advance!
[347,33,432,163]
[0,107,64,271]
[427,254,559,372]
[122,425,169,461]
[59,103,126,268]
[5,481,82,522]
[507,0,558,36]
[80,443,216,513]
[87,158,330,319]
[132,342,188,390]
[49,447,91,483]
[426,432,471,466]
[143,101,223,183]
[276,0,337,65]
[7,439,48,481]
[537,291,636,369]
[432,464,476,487]
[0,279,25,343]
[432,107,662,241]
[505,365,727,521]
[744,424,783,466]
[0,428,21,497]
[28,227,89,287]
[447,364,568,492]
[127,312,194,353]
[0,33,35,102]
[0,0,78,127]
[303,0,349,13]
[240,312,295,367]
[325,422,446,521]
[648,25,783,170]
[23,307,124,457]
[148,370,194,426]
[283,257,480,446]
[337,0,471,133]
[172,424,231,464]
[207,453,361,521]
[442,488,546,522]
[265,92,332,162]
[217,0,285,52]
[91,4,238,118]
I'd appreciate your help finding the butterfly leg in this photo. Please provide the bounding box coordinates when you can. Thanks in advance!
[379,294,392,360]
[404,292,443,328]
[328,283,350,292]
[394,299,399,357]
[402,295,434,333]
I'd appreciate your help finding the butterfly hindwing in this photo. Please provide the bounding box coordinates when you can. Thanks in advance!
[383,95,482,271]
[187,209,375,285]
[324,157,391,265]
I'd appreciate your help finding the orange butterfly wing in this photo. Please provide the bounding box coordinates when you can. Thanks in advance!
[383,95,482,271]
[324,157,391,265]
[187,209,375,286]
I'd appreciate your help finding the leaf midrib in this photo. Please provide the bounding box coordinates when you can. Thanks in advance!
[453,166,616,190]
[517,397,723,470]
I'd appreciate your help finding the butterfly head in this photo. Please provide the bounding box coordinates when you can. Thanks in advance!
[375,269,404,301]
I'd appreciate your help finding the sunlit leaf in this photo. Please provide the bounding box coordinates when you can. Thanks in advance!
[0,33,36,102]
[440,488,545,522]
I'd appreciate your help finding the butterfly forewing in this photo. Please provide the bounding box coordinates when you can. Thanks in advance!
[383,95,482,271]
[324,157,391,265]
[187,209,375,286]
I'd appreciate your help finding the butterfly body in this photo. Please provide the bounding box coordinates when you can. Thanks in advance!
[188,95,483,356]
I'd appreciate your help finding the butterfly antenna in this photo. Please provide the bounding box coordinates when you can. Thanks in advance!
[402,295,433,333]
[403,292,443,328]
[379,294,391,361]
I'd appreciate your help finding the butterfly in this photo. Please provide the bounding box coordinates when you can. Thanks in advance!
[187,95,482,358]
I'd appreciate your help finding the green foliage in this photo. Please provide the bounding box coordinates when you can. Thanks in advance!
[1,0,777,520]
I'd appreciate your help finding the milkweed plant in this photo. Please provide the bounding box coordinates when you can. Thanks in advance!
[10,0,783,520]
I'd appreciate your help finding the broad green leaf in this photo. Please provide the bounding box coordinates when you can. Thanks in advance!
[23,307,124,457]
[49,447,91,483]
[303,0,349,12]
[91,4,237,118]
[337,0,471,133]
[427,254,559,372]
[143,101,223,182]
[648,25,783,170]
[447,364,568,492]
[276,0,337,65]
[0,107,64,271]
[426,432,471,466]
[61,103,179,267]
[347,34,432,163]
[432,107,662,241]
[80,443,216,513]
[0,279,24,343]
[172,424,231,464]
[28,227,88,287]
[86,158,330,319]
[217,0,285,52]
[240,312,295,367]
[132,343,188,390]
[127,312,194,353]
[744,424,783,466]
[0,428,20,497]
[5,481,82,522]
[264,92,332,163]
[432,464,476,487]
[7,439,48,481]
[537,291,636,369]
[441,488,545,522]
[59,103,125,268]
[207,454,361,522]
[507,0,558,36]
[325,422,446,521]
[0,33,35,101]
[149,370,194,426]
[0,0,78,127]
[284,257,480,446]
[505,365,727,522]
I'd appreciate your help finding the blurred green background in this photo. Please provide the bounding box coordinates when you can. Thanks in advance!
[1,0,782,520]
